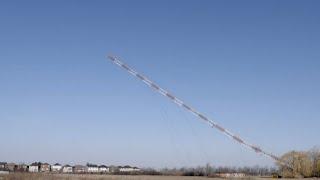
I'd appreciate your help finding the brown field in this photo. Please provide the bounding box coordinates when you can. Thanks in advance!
[0,173,305,180]
[2,173,208,180]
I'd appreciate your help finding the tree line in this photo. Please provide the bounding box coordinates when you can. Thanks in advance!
[142,165,278,177]
[141,147,320,178]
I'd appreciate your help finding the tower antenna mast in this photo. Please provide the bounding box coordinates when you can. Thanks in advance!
[107,55,287,167]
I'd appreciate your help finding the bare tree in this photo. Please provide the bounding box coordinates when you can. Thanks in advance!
[308,146,320,177]
[278,151,313,178]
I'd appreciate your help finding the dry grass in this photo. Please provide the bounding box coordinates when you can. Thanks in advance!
[0,173,305,180]
[0,173,211,180]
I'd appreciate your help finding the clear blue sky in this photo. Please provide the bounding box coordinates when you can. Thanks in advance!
[0,0,319,168]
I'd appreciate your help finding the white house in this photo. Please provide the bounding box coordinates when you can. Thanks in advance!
[62,165,73,173]
[216,173,246,178]
[0,162,6,169]
[28,164,39,173]
[98,165,109,173]
[132,167,141,172]
[87,164,99,173]
[51,163,62,172]
[119,166,140,172]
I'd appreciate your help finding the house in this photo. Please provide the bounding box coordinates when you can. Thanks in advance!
[87,164,99,173]
[16,164,28,172]
[119,165,140,172]
[216,173,246,178]
[40,163,50,172]
[28,163,39,172]
[132,167,141,172]
[109,165,119,173]
[6,163,16,172]
[51,163,62,172]
[62,165,73,173]
[0,162,7,170]
[98,165,109,173]
[73,165,87,173]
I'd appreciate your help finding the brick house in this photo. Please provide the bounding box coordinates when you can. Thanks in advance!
[73,165,87,173]
[40,163,50,172]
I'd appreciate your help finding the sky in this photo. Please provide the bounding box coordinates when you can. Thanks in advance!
[0,0,320,168]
